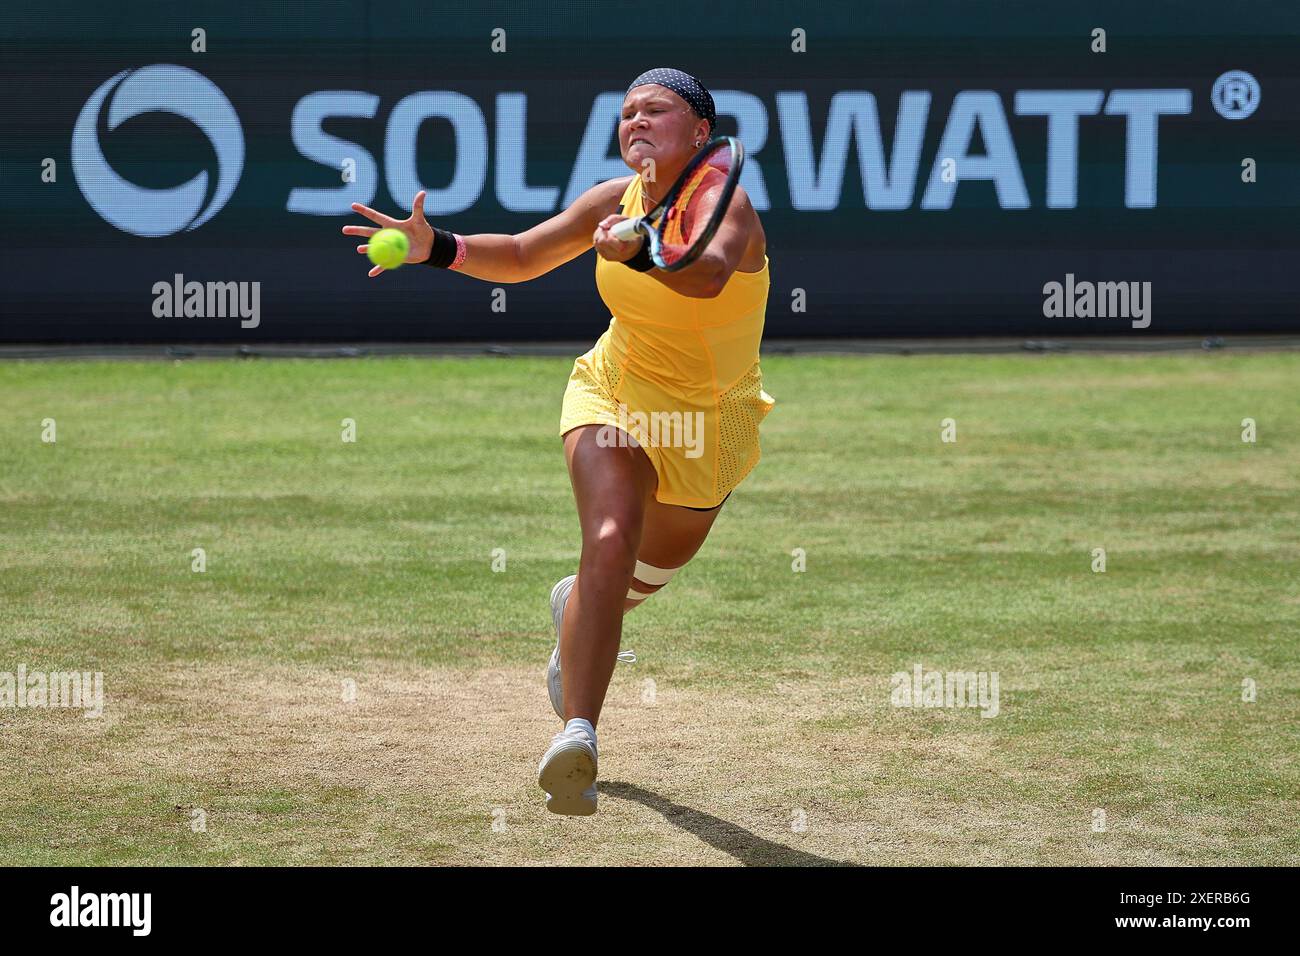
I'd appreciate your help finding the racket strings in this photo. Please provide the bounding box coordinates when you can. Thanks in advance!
[638,138,740,270]
[661,164,728,263]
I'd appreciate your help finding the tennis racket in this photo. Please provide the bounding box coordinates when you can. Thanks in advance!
[610,135,744,272]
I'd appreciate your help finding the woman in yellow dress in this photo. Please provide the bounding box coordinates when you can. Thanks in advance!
[343,68,774,816]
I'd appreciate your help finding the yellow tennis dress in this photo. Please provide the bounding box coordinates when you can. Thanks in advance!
[559,174,775,509]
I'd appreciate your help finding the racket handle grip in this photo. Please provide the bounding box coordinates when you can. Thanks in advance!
[610,217,641,242]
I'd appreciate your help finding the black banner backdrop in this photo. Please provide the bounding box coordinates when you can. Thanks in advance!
[1,0,1297,343]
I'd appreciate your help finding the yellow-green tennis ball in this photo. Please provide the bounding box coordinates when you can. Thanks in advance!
[367,228,409,270]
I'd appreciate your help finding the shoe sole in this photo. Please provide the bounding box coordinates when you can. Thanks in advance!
[550,574,575,634]
[547,576,576,721]
[538,740,597,816]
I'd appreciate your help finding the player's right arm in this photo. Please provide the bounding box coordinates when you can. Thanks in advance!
[342,178,633,281]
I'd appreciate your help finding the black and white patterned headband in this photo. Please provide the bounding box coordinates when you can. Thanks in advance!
[625,68,716,138]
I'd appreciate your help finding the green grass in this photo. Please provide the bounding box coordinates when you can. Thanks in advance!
[1,352,1297,865]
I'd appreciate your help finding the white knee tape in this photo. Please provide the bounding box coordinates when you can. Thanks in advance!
[626,560,681,603]
[634,560,680,586]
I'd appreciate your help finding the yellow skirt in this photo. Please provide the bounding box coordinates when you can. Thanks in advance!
[559,335,775,508]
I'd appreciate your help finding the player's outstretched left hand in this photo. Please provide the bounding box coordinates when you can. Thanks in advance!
[341,190,435,277]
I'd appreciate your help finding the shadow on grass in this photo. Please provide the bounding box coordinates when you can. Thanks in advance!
[602,781,858,867]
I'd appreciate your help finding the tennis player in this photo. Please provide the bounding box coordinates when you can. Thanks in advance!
[343,68,774,816]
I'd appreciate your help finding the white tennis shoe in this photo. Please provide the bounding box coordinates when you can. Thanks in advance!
[547,574,635,721]
[538,721,599,816]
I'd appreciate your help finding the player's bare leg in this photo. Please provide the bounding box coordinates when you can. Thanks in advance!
[557,423,658,726]
[540,424,728,814]
[621,493,724,613]
[537,423,654,815]
[547,427,726,720]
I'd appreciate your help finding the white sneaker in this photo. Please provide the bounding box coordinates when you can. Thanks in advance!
[538,723,599,816]
[547,574,635,721]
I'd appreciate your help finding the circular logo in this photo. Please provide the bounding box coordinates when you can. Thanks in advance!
[72,64,244,237]
[1211,70,1260,120]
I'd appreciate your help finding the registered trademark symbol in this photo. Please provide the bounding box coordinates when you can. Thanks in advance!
[1212,70,1260,120]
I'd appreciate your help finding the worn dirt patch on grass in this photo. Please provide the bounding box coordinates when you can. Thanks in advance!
[6,661,1292,865]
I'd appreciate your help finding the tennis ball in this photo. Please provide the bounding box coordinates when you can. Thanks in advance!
[367,228,409,270]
